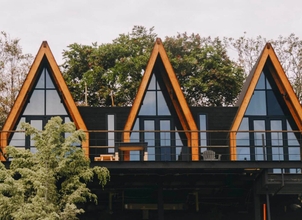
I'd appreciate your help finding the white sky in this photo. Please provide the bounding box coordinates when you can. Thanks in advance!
[1,0,302,64]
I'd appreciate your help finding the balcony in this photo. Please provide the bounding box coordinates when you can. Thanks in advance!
[3,129,302,164]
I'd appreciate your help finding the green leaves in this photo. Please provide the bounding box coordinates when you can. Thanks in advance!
[165,33,244,106]
[0,117,109,219]
[0,31,33,129]
[62,27,244,107]
[62,26,156,107]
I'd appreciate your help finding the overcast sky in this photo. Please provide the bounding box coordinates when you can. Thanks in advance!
[1,0,301,64]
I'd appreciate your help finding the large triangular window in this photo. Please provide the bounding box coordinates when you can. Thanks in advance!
[130,73,185,161]
[9,64,71,153]
[236,70,301,172]
[1,41,88,161]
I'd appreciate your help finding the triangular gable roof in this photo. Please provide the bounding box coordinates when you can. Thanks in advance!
[229,43,302,160]
[1,41,89,160]
[123,38,199,160]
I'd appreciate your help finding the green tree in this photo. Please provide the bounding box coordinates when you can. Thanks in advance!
[62,26,244,107]
[62,26,156,106]
[164,33,244,106]
[0,31,33,128]
[0,117,109,220]
[225,33,302,102]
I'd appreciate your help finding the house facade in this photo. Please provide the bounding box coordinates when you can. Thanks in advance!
[1,39,302,220]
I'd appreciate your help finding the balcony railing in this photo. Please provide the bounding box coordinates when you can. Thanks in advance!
[2,130,301,164]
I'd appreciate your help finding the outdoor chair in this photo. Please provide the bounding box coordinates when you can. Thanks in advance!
[202,150,221,161]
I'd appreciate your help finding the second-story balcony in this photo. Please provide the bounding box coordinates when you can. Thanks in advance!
[3,129,302,165]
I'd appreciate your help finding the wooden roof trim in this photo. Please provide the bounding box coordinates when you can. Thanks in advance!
[1,41,89,159]
[123,39,159,133]
[2,42,47,132]
[158,42,198,131]
[231,43,302,132]
[267,47,302,129]
[42,42,87,131]
[123,38,198,132]
[230,45,269,131]
[2,41,87,132]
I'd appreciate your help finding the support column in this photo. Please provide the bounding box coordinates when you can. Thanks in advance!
[266,187,271,220]
[253,185,261,220]
[157,181,164,220]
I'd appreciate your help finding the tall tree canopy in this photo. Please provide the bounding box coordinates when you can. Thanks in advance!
[225,33,302,101]
[0,117,109,220]
[62,26,156,107]
[164,33,244,106]
[62,26,244,107]
[0,31,33,128]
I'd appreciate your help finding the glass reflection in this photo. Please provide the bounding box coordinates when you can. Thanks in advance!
[160,120,171,161]
[157,91,170,115]
[9,118,25,146]
[144,120,155,161]
[46,90,67,115]
[139,91,156,115]
[245,91,266,115]
[45,69,55,88]
[23,90,45,115]
[255,72,265,89]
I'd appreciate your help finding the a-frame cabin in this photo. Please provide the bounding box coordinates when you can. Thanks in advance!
[123,38,199,161]
[1,41,302,220]
[230,43,302,162]
[0,41,88,160]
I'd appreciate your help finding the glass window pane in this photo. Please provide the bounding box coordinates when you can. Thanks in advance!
[36,69,45,88]
[46,90,67,115]
[144,121,155,137]
[148,147,155,161]
[9,118,25,147]
[255,72,265,89]
[271,120,282,146]
[255,147,266,161]
[175,129,183,146]
[237,117,249,146]
[266,78,272,89]
[45,69,55,88]
[287,121,300,146]
[245,91,266,115]
[139,91,156,115]
[130,119,140,142]
[23,90,45,115]
[129,151,140,161]
[107,115,115,153]
[175,147,181,160]
[148,74,156,90]
[272,147,284,161]
[199,115,207,147]
[288,147,300,160]
[254,120,265,146]
[237,147,250,161]
[144,120,155,161]
[157,91,170,115]
[30,120,43,146]
[160,120,170,146]
[267,91,283,115]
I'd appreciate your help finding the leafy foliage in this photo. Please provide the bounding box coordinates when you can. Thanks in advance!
[62,26,244,107]
[164,33,244,106]
[62,26,156,106]
[0,117,110,220]
[0,31,33,128]
[225,33,302,102]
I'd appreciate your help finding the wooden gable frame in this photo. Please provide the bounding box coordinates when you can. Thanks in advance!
[123,38,199,161]
[0,41,89,161]
[229,43,302,161]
